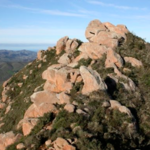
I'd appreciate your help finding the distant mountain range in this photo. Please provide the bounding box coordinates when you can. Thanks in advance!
[0,50,36,62]
[0,50,37,84]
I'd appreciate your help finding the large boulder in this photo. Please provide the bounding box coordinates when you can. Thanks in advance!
[53,137,76,150]
[85,20,128,49]
[22,90,60,136]
[78,42,108,59]
[56,37,79,54]
[104,22,128,39]
[22,118,39,136]
[30,91,59,106]
[105,49,124,68]
[58,53,73,65]
[43,67,80,93]
[90,31,119,48]
[85,19,107,41]
[124,57,143,68]
[65,39,79,53]
[56,92,70,104]
[56,36,69,54]
[80,66,107,95]
[42,67,73,93]
[22,103,57,135]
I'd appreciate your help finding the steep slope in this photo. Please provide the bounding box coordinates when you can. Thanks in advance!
[0,62,28,84]
[0,20,150,150]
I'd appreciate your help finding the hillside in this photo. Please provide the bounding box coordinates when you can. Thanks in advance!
[0,19,150,150]
[0,50,36,84]
[0,50,36,62]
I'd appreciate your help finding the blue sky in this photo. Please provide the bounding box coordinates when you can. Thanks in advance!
[0,0,150,46]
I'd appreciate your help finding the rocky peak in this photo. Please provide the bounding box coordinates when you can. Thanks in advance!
[0,19,149,150]
[85,19,129,48]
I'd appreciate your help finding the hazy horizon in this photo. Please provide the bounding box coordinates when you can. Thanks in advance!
[0,43,55,51]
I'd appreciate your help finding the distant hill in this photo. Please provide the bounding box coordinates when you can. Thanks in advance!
[0,50,36,84]
[0,50,36,62]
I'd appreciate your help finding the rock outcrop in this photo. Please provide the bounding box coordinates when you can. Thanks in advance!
[0,19,146,150]
[78,42,107,59]
[85,19,129,49]
[80,66,107,95]
[56,36,79,54]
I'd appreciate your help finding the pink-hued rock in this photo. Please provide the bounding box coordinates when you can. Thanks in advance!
[16,143,25,149]
[48,64,65,70]
[76,76,83,83]
[22,118,39,136]
[53,137,76,150]
[56,37,79,55]
[63,145,76,150]
[56,92,70,104]
[124,57,143,67]
[64,104,75,113]
[67,62,78,68]
[2,78,10,88]
[1,79,11,102]
[117,24,129,34]
[105,49,123,68]
[56,36,69,54]
[114,65,136,91]
[0,103,6,109]
[73,52,89,63]
[65,39,79,53]
[45,139,52,146]
[85,20,128,49]
[58,53,73,65]
[22,90,59,135]
[30,91,59,106]
[18,83,23,87]
[0,131,21,150]
[42,67,73,93]
[85,19,107,41]
[22,103,57,135]
[2,86,10,102]
[71,40,79,51]
[70,69,80,83]
[80,66,107,95]
[37,50,45,60]
[103,22,128,39]
[109,100,132,116]
[78,42,107,59]
[47,47,53,51]
[103,22,115,29]
[5,105,11,114]
[23,75,28,80]
[24,103,57,119]
[87,25,119,48]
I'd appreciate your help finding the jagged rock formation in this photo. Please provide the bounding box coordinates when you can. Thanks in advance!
[0,19,150,150]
